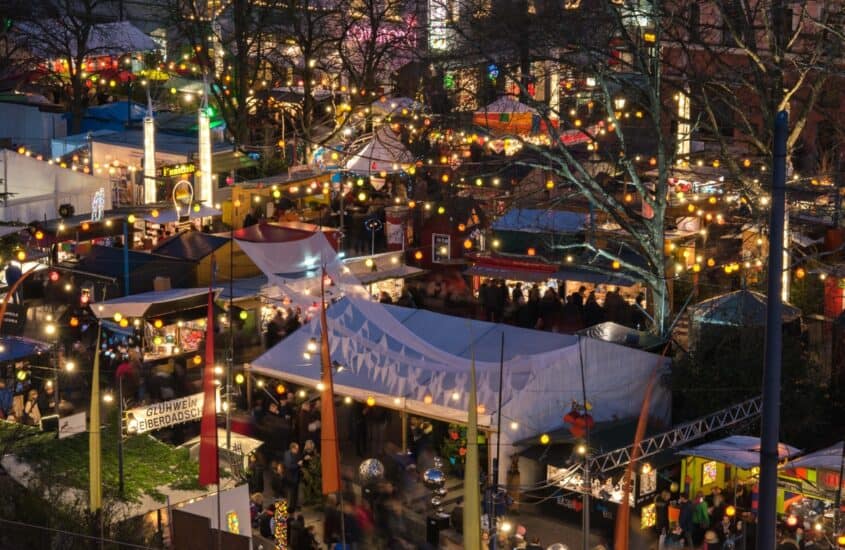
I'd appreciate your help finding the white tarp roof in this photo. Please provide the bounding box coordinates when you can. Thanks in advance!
[20,20,158,58]
[476,96,537,114]
[344,127,413,175]
[250,297,671,441]
[678,435,800,470]
[783,442,843,471]
[234,229,368,309]
[91,288,216,319]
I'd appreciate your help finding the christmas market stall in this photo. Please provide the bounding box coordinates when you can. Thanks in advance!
[248,297,671,485]
[342,250,424,302]
[517,416,674,538]
[677,436,800,516]
[778,441,844,530]
[89,287,223,367]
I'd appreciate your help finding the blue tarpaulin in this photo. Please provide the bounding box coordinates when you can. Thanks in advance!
[0,336,51,362]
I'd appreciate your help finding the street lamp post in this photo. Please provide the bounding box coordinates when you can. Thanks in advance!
[118,375,125,497]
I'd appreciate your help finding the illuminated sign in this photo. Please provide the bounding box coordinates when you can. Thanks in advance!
[124,391,205,434]
[159,163,197,178]
[91,188,106,221]
[702,460,718,485]
[172,180,194,219]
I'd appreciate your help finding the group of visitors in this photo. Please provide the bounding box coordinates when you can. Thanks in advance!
[661,486,752,549]
[478,280,649,332]
[264,307,304,349]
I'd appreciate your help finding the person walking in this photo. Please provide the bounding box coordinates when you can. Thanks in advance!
[284,442,303,512]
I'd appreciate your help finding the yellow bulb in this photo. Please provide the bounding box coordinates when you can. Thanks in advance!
[113,312,123,322]
[612,260,621,269]
[127,214,136,224]
[437,206,445,214]
[366,396,376,407]
[357,192,367,202]
[15,250,26,262]
[540,434,550,445]
[235,373,245,384]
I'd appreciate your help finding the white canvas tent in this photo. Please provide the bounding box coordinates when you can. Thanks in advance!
[90,288,217,320]
[250,297,671,479]
[344,127,413,175]
[233,224,368,310]
[782,442,843,471]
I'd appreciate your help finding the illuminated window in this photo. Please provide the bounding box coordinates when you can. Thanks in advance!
[702,460,718,485]
[640,468,658,496]
[641,503,656,529]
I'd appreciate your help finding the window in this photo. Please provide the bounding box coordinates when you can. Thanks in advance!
[432,233,451,263]
[721,0,746,46]
[702,460,718,485]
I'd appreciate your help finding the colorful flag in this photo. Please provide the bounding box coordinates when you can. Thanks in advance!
[319,269,341,495]
[88,327,102,512]
[614,367,658,550]
[198,288,219,485]
[463,347,481,548]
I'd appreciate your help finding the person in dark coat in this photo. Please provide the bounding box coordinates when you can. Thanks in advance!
[678,493,695,549]
[583,291,605,327]
[283,442,303,512]
[259,504,275,538]
[516,287,541,329]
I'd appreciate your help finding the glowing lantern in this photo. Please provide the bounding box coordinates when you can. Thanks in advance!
[239,310,249,320]
[127,214,136,224]
[154,319,163,329]
[458,223,466,232]
[796,267,806,279]
[113,313,123,322]
[81,222,90,231]
[119,318,129,328]
[34,230,44,240]
[463,239,473,250]
[235,373,245,384]
[546,180,554,190]
[414,251,423,261]
[408,200,416,208]
[193,355,202,365]
[70,317,79,327]
[423,394,433,404]
[366,396,376,407]
[276,384,286,395]
[612,260,621,269]
[437,206,446,214]
[540,434,550,445]
[527,247,536,256]
[15,250,25,261]
[707,258,716,267]
[725,506,736,517]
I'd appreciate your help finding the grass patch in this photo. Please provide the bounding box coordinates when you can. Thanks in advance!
[0,413,203,503]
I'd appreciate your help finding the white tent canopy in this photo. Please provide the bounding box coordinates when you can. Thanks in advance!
[678,435,800,470]
[783,442,843,471]
[476,96,537,115]
[344,127,413,175]
[250,297,671,440]
[90,288,217,320]
[234,228,368,310]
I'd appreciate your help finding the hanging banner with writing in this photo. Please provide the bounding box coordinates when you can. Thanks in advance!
[124,390,213,434]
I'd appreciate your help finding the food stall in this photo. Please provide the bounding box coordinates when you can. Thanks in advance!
[342,250,424,301]
[226,170,332,229]
[778,442,844,527]
[521,418,672,537]
[677,436,800,513]
[89,288,223,367]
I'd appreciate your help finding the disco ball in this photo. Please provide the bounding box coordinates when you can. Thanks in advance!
[358,458,385,484]
[547,545,570,550]
[423,468,446,490]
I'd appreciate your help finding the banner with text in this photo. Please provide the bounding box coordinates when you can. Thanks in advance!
[125,391,217,434]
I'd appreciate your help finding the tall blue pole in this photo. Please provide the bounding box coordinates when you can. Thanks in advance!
[757,110,788,550]
[123,221,130,296]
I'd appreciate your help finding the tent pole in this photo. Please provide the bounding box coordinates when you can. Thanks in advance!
[400,408,408,453]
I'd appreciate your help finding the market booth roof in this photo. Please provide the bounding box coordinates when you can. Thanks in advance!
[90,287,220,320]
[782,442,844,471]
[0,336,51,362]
[250,297,670,439]
[691,290,802,327]
[677,435,800,470]
[344,127,413,175]
[152,230,229,261]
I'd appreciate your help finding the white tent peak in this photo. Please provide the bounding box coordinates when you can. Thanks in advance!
[344,127,413,175]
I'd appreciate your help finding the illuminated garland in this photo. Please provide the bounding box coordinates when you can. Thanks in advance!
[274,499,289,550]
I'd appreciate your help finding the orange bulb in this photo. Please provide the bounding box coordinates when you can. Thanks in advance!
[34,230,44,240]
[81,222,90,231]
[408,200,416,208]
[463,239,473,250]
[707,258,716,267]
[193,355,202,365]
[527,247,536,256]
[154,319,163,329]
[414,250,423,261]
[796,267,806,279]
[70,317,79,327]
[612,260,621,269]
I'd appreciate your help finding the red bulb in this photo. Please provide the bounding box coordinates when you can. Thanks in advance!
[49,271,59,282]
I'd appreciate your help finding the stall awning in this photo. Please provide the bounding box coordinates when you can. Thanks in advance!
[782,442,843,471]
[218,275,269,301]
[0,336,51,362]
[358,265,424,285]
[465,265,553,283]
[91,288,220,320]
[677,435,800,470]
[552,268,637,287]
